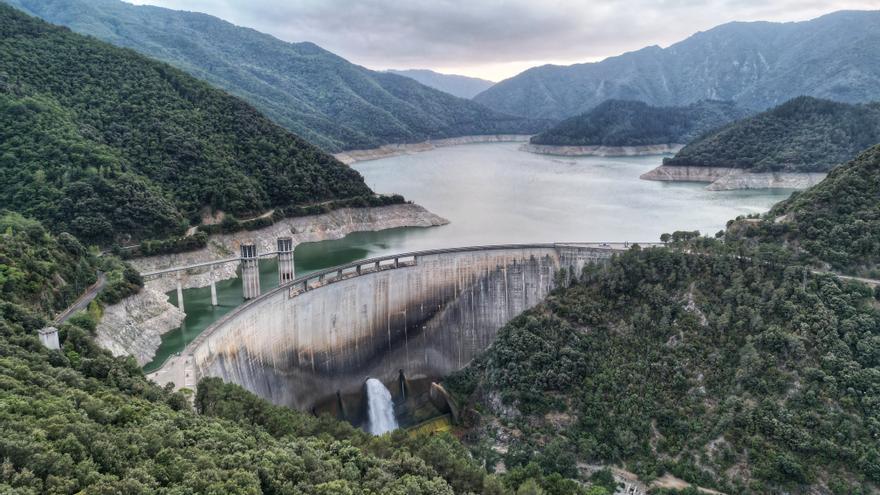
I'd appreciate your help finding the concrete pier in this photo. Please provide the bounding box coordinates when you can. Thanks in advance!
[38,327,60,350]
[210,267,218,306]
[175,274,185,312]
[277,237,295,285]
[241,244,261,300]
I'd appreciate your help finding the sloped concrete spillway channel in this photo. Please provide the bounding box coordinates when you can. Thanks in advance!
[149,243,656,413]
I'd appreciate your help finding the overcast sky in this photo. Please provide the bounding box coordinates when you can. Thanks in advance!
[129,0,879,81]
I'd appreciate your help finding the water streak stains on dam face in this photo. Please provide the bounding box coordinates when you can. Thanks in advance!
[173,244,632,410]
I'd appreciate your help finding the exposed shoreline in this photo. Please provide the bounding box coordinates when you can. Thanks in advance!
[95,287,185,366]
[640,165,827,190]
[334,134,531,164]
[521,143,684,157]
[99,203,448,364]
[128,203,449,293]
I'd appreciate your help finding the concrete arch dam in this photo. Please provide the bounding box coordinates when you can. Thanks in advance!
[153,243,647,411]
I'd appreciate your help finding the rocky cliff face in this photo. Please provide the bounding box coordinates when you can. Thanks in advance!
[522,143,683,157]
[334,135,531,164]
[95,288,185,366]
[128,203,449,293]
[640,165,826,190]
[706,171,827,190]
[98,203,447,366]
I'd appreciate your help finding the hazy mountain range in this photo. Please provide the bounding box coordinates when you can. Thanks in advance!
[386,69,494,99]
[475,10,880,121]
[4,0,542,152]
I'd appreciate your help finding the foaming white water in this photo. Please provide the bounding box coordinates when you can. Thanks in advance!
[365,378,398,435]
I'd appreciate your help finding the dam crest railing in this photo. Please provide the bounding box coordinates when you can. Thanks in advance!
[179,242,658,356]
[147,242,661,381]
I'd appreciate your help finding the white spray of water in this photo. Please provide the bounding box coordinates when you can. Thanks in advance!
[365,378,398,435]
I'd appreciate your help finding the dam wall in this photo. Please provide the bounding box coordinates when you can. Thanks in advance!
[152,243,644,410]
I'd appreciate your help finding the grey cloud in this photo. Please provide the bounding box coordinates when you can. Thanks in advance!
[132,0,879,79]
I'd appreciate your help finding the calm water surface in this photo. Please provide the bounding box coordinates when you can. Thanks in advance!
[145,142,793,370]
[296,142,791,267]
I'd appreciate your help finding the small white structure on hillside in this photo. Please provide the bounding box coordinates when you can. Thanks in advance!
[38,327,60,350]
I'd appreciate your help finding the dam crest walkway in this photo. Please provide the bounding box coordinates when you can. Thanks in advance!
[146,242,659,394]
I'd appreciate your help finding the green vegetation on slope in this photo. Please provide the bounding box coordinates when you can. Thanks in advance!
[0,4,370,245]
[663,97,880,172]
[726,144,880,276]
[475,11,880,120]
[5,0,545,152]
[448,247,880,494]
[0,212,140,316]
[530,100,748,147]
[0,215,522,495]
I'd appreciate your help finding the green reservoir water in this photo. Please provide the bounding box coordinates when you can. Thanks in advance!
[143,259,280,373]
[144,142,794,371]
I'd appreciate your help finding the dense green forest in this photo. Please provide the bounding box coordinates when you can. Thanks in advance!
[447,246,880,494]
[5,0,547,152]
[0,4,371,245]
[475,11,880,120]
[726,144,880,276]
[663,97,880,172]
[444,145,880,493]
[530,100,748,147]
[4,213,622,495]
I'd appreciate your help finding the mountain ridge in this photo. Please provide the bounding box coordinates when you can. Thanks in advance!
[661,96,880,173]
[474,10,880,120]
[4,0,545,152]
[530,99,749,147]
[0,4,371,245]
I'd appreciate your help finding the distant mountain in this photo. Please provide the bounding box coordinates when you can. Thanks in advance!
[0,4,371,245]
[5,0,543,152]
[663,97,880,172]
[475,11,880,120]
[530,100,749,147]
[386,69,494,99]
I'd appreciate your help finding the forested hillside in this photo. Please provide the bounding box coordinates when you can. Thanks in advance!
[0,214,529,495]
[663,97,880,172]
[728,144,880,276]
[475,10,880,120]
[5,0,544,152]
[448,247,880,494]
[0,5,371,245]
[530,100,748,147]
[446,144,880,493]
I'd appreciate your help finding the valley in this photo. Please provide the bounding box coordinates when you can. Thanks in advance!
[123,142,793,380]
[1,1,879,494]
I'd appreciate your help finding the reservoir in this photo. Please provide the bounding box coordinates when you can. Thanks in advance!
[144,142,793,371]
[296,142,791,268]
